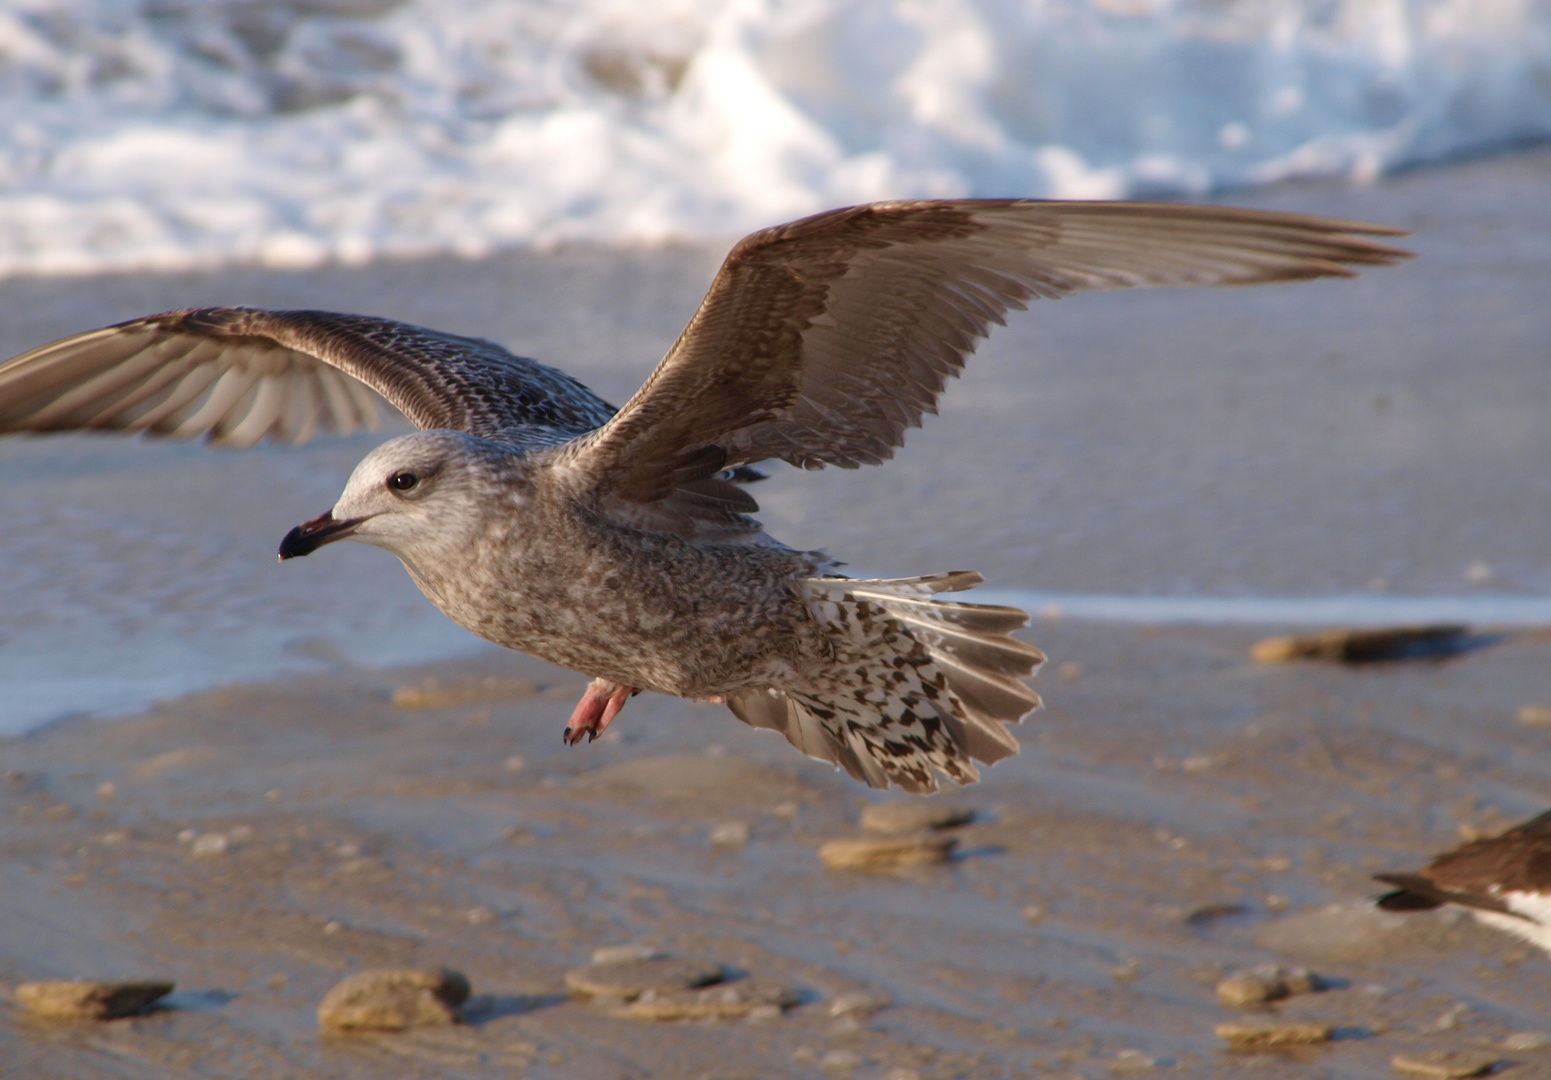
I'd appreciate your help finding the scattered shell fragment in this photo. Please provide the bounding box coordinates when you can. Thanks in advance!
[1216,1020,1334,1047]
[819,835,956,872]
[392,676,537,709]
[1503,1031,1551,1051]
[1518,705,1551,728]
[826,991,892,1017]
[1112,1049,1157,1072]
[1215,964,1319,1007]
[136,748,217,781]
[1250,625,1467,665]
[590,944,664,965]
[613,977,799,1021]
[564,956,724,999]
[859,801,973,834]
[316,968,469,1032]
[14,979,174,1020]
[1390,1050,1499,1079]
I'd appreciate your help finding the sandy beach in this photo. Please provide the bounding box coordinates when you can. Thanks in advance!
[2,149,1550,1078]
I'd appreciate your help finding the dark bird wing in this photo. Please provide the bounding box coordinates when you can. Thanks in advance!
[1375,808,1551,916]
[0,307,616,448]
[558,199,1410,504]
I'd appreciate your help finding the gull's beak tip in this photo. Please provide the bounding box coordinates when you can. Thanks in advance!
[278,511,355,561]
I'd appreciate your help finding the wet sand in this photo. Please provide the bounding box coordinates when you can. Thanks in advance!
[3,149,1551,1077]
[4,623,1551,1078]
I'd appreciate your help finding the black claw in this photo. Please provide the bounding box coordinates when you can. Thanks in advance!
[563,725,573,746]
[587,729,598,743]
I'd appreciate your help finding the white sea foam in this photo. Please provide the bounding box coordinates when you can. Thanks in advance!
[2,0,1549,277]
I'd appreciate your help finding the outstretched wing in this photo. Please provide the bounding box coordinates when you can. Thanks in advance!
[559,200,1410,503]
[0,307,616,448]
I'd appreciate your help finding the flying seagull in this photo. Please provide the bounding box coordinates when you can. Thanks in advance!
[0,200,1408,792]
[1375,809,1551,956]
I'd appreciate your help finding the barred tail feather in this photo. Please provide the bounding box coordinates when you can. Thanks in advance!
[727,573,1044,793]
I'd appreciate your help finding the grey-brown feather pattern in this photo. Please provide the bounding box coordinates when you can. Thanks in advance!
[0,307,615,448]
[564,200,1410,502]
[0,199,1412,792]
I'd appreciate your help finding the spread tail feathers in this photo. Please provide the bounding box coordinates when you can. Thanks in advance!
[728,572,1043,793]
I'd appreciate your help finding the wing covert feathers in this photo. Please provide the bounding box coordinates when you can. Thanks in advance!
[0,307,615,447]
[565,199,1411,505]
[729,573,1044,793]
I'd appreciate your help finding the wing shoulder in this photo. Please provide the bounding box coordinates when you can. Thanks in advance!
[0,307,615,448]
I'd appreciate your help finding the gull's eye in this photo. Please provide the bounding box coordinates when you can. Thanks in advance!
[388,470,420,493]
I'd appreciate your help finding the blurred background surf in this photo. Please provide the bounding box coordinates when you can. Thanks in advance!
[2,0,1549,276]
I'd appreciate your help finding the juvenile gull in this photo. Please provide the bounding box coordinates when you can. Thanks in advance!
[0,200,1408,791]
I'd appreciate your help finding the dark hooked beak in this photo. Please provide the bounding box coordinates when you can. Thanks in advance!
[278,512,358,561]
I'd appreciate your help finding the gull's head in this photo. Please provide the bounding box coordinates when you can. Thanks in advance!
[278,431,508,567]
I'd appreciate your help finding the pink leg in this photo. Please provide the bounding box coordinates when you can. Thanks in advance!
[564,679,638,746]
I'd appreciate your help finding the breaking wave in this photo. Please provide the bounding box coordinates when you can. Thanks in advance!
[2,0,1549,276]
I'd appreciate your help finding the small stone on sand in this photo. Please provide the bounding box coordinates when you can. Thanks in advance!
[859,801,973,834]
[819,835,956,872]
[564,956,724,999]
[392,676,537,709]
[1390,1050,1499,1079]
[190,832,228,857]
[710,820,750,848]
[1216,1021,1333,1047]
[316,968,469,1032]
[14,979,174,1020]
[819,1049,864,1074]
[1250,625,1468,665]
[613,977,799,1021]
[1215,964,1318,1007]
[1517,705,1551,728]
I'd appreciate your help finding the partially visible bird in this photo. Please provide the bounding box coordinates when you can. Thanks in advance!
[1376,809,1551,956]
[0,200,1409,791]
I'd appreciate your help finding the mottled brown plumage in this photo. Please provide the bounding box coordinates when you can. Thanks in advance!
[0,200,1410,790]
